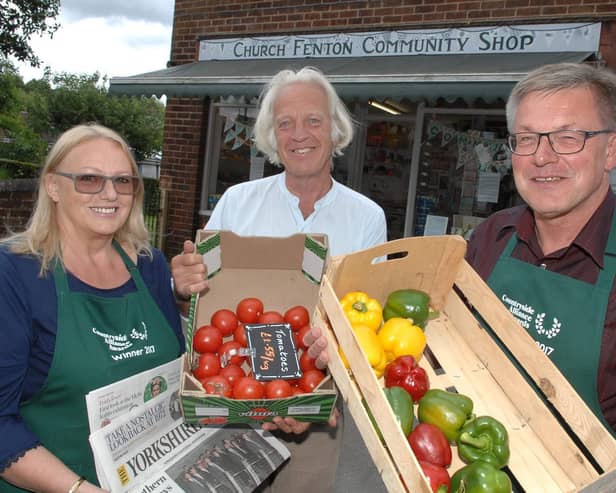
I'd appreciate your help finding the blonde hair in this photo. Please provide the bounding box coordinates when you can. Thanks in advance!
[1,123,151,273]
[253,66,354,165]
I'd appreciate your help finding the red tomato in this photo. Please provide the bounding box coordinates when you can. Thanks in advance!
[258,311,284,324]
[294,325,312,351]
[233,323,248,347]
[219,340,245,367]
[202,375,232,397]
[193,353,221,380]
[236,297,264,324]
[286,377,300,387]
[299,369,325,393]
[284,305,310,332]
[291,386,304,396]
[299,350,318,372]
[264,379,293,399]
[232,376,265,399]
[211,309,238,337]
[192,325,223,354]
[219,364,246,386]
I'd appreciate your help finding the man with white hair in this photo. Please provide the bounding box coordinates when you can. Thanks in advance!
[196,66,386,257]
[172,67,387,492]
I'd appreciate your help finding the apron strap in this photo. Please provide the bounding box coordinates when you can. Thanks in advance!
[596,207,616,290]
[53,241,149,294]
[52,259,69,294]
[112,240,148,293]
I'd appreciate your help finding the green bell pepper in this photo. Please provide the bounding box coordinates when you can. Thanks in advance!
[364,386,414,440]
[363,399,384,443]
[450,460,512,493]
[457,415,510,469]
[417,388,474,442]
[383,289,431,327]
[383,386,414,436]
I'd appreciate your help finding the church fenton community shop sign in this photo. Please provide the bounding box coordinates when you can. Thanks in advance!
[199,23,600,61]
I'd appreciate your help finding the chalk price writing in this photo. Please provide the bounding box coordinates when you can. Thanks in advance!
[260,330,275,370]
[275,329,289,373]
[245,323,302,380]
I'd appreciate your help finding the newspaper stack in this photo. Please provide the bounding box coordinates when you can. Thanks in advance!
[87,357,290,493]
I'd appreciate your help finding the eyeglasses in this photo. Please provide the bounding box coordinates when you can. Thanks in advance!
[507,129,614,156]
[53,172,140,195]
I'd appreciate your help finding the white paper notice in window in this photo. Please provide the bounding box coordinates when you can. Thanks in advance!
[476,171,500,203]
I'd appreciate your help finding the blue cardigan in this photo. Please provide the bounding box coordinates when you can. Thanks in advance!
[0,247,184,472]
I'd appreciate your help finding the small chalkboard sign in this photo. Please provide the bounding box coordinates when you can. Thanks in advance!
[245,323,302,381]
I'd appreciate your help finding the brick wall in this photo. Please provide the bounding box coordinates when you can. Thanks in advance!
[171,0,616,65]
[161,0,616,256]
[160,97,209,256]
[0,179,37,236]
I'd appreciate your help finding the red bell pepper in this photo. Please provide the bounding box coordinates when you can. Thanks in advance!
[408,422,452,468]
[419,460,451,493]
[384,354,429,401]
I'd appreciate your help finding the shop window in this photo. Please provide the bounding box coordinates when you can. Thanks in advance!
[414,114,520,238]
[201,103,282,215]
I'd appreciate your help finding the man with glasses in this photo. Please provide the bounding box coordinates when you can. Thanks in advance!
[467,62,616,433]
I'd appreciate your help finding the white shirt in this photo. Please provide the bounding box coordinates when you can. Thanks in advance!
[205,172,387,256]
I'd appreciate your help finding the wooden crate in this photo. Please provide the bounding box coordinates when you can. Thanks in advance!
[316,235,616,493]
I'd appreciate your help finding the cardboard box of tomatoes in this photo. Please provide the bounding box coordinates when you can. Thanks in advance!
[179,230,338,425]
[318,236,616,493]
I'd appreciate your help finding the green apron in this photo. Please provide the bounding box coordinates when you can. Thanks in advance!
[487,215,616,431]
[6,242,180,491]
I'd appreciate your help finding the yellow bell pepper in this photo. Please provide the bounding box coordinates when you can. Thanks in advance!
[340,291,383,332]
[377,317,426,362]
[339,324,388,377]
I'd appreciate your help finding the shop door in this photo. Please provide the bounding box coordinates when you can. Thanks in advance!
[357,116,415,241]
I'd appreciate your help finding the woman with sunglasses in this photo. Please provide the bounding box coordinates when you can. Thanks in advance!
[0,124,184,493]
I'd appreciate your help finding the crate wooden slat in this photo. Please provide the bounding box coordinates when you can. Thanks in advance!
[318,235,616,492]
[454,261,616,470]
[313,306,409,493]
[318,282,431,493]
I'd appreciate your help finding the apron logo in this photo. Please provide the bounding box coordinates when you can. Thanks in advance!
[501,294,561,357]
[535,313,562,339]
[92,322,149,351]
[130,322,148,341]
[501,294,535,329]
[91,322,156,361]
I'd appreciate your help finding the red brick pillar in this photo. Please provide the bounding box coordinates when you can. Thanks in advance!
[161,97,210,257]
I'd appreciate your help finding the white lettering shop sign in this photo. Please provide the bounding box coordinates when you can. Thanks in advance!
[199,23,600,61]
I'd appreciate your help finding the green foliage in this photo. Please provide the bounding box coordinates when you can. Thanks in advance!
[0,62,166,176]
[41,71,165,160]
[0,60,24,113]
[0,0,60,67]
[0,60,46,174]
